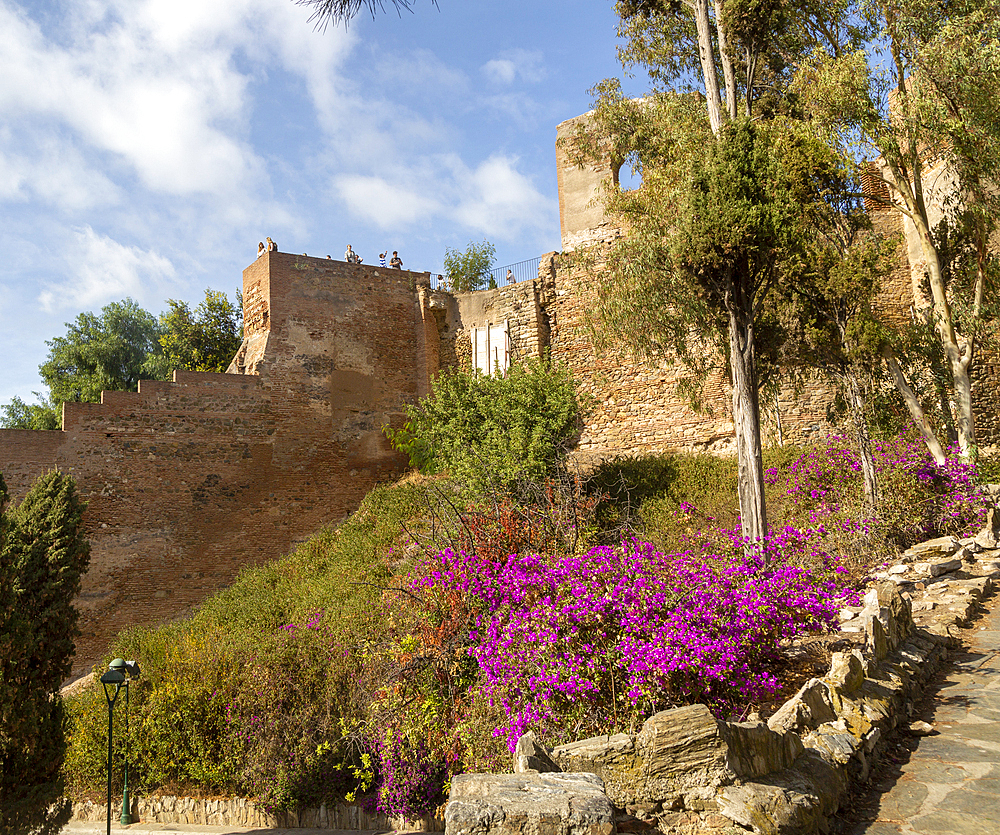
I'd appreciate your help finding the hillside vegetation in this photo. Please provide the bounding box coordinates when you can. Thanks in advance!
[63,429,994,817]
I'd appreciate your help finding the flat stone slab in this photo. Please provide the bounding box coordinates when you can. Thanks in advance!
[445,773,614,835]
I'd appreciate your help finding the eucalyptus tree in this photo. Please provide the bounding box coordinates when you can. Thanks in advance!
[791,0,1000,460]
[572,1,862,544]
[772,129,898,512]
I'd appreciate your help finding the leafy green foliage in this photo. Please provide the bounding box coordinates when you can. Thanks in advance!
[789,1,1000,457]
[443,240,496,293]
[0,396,60,430]
[154,289,243,375]
[3,290,243,429]
[40,298,164,408]
[1,471,89,835]
[387,360,583,494]
[585,446,804,552]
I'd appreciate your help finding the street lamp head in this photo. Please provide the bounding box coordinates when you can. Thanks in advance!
[124,660,140,679]
[99,668,126,685]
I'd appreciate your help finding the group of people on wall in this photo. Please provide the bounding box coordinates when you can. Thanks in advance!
[345,245,402,270]
[255,239,403,271]
[254,241,517,291]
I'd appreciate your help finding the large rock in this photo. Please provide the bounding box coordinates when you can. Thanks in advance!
[513,731,561,774]
[445,772,614,835]
[929,557,963,577]
[716,749,846,835]
[552,705,740,811]
[902,535,960,561]
[767,680,837,736]
[721,721,804,780]
[637,705,733,811]
[826,651,865,695]
[877,582,912,650]
[552,733,641,809]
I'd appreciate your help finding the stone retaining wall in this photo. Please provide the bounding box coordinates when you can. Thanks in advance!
[70,796,445,832]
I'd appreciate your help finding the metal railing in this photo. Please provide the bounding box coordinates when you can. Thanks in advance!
[430,256,541,291]
[489,257,541,286]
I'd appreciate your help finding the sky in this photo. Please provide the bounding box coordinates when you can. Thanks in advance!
[0,0,650,408]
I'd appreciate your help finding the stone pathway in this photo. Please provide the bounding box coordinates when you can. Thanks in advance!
[833,596,1000,835]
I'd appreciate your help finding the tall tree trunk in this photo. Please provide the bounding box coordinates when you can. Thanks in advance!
[728,304,767,546]
[693,0,725,134]
[912,213,977,457]
[883,346,947,464]
[880,55,976,459]
[712,0,739,120]
[843,369,879,516]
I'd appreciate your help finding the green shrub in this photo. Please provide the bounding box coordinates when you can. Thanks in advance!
[585,446,804,552]
[443,240,496,293]
[387,360,584,495]
[63,483,426,808]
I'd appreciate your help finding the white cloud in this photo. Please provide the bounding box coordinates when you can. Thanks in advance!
[0,0,334,200]
[335,174,439,228]
[481,49,546,86]
[450,154,555,238]
[0,134,121,210]
[483,58,516,85]
[38,226,176,313]
[336,152,556,244]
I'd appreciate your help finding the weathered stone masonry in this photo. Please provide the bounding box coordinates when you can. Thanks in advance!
[0,252,445,677]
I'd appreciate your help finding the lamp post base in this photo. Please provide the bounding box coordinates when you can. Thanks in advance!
[120,786,133,826]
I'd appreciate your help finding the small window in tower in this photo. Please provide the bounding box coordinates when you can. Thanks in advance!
[471,322,510,376]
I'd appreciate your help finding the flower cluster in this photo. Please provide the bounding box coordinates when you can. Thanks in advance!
[415,534,846,751]
[780,433,989,544]
[374,734,450,819]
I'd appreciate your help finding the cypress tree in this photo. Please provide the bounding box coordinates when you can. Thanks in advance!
[0,471,90,835]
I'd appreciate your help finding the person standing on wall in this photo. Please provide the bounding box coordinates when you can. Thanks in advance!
[379,251,387,268]
[506,269,514,285]
[345,244,362,264]
[389,251,402,269]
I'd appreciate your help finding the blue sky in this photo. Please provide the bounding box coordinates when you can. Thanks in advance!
[0,0,649,408]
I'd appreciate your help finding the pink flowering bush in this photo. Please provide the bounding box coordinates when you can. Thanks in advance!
[413,534,845,752]
[775,433,989,547]
[373,734,450,819]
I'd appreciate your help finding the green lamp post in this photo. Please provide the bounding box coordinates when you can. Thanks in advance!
[100,658,141,834]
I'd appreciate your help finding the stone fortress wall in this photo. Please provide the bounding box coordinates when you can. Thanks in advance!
[0,253,438,677]
[3,112,999,677]
[549,111,1000,454]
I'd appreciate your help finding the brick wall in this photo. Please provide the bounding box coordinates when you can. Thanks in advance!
[542,255,842,456]
[0,251,435,678]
